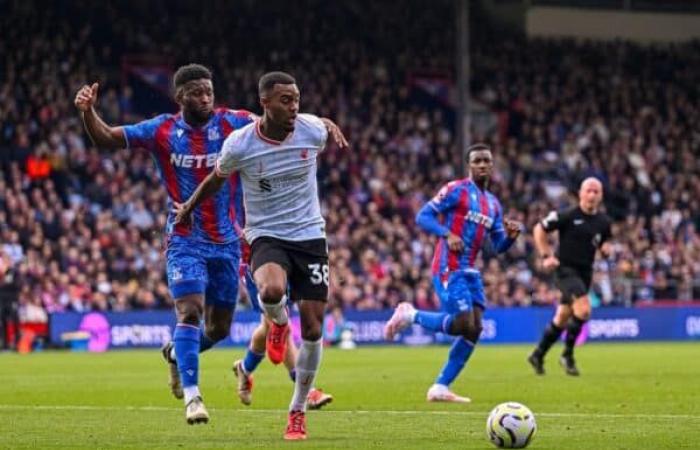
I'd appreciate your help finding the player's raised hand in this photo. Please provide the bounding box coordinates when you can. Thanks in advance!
[173,201,193,227]
[446,232,464,253]
[504,218,523,239]
[74,82,99,112]
[320,118,349,149]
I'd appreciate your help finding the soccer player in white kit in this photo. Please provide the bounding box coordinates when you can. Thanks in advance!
[175,71,347,440]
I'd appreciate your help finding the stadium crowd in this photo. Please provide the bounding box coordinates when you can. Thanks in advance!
[1,0,699,330]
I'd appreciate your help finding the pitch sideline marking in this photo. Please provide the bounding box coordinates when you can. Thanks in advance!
[0,404,698,420]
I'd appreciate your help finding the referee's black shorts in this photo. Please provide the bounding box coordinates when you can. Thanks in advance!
[555,266,592,305]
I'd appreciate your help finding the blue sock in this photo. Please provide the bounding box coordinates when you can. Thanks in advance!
[435,338,476,387]
[242,348,265,374]
[173,324,200,388]
[414,310,454,334]
[289,368,296,382]
[199,330,217,353]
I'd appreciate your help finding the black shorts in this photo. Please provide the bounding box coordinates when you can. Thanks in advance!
[250,236,329,302]
[555,266,592,305]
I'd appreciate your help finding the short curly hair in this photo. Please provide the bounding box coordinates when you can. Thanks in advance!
[173,64,212,89]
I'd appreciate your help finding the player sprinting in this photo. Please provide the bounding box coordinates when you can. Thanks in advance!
[75,64,251,424]
[384,143,522,403]
[74,64,343,424]
[233,265,333,410]
[175,71,346,440]
[528,177,612,376]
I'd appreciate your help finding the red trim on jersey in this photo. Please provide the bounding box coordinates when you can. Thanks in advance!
[191,129,223,243]
[153,118,189,236]
[447,186,470,271]
[468,191,490,266]
[255,120,293,145]
[431,239,444,276]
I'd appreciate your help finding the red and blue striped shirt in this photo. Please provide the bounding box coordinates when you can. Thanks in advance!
[416,178,515,279]
[123,108,253,244]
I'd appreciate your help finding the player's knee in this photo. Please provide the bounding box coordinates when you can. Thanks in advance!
[553,307,572,328]
[175,299,203,326]
[573,298,591,320]
[300,322,323,341]
[258,283,286,304]
[575,308,591,321]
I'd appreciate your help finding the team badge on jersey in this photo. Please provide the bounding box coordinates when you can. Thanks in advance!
[301,149,309,159]
[208,128,220,141]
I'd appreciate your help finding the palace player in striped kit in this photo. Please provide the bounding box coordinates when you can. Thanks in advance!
[384,143,522,403]
[74,64,345,424]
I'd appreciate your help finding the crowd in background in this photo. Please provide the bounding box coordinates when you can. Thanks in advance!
[1,0,699,326]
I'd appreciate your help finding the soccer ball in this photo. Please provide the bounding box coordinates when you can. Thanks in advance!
[486,402,537,448]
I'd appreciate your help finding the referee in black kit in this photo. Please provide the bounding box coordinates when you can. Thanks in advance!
[528,177,612,376]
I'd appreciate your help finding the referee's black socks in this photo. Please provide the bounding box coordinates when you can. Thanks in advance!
[562,316,587,357]
[534,321,564,357]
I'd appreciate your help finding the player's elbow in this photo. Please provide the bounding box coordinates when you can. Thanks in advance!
[415,206,432,230]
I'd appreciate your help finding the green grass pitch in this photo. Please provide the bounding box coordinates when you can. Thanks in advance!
[0,343,698,449]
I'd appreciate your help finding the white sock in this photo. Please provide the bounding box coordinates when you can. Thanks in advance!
[260,294,288,325]
[183,385,201,405]
[289,338,323,412]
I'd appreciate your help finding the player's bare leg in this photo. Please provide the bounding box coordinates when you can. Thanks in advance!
[285,300,325,440]
[560,295,590,376]
[528,304,572,375]
[254,263,290,364]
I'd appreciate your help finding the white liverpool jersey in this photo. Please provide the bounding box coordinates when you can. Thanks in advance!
[216,113,328,243]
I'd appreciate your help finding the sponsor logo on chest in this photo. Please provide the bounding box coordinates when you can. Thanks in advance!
[465,210,493,228]
[170,152,218,168]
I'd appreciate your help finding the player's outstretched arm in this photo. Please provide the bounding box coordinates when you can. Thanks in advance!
[320,118,349,148]
[173,171,227,226]
[74,82,126,148]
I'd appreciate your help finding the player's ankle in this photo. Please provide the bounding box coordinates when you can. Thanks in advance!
[183,386,201,405]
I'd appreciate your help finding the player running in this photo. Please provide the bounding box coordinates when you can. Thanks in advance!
[175,71,346,440]
[384,143,522,403]
[74,64,343,424]
[233,266,333,410]
[527,177,612,376]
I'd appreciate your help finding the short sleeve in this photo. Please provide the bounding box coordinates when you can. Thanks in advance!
[299,113,328,150]
[123,115,168,151]
[428,182,461,214]
[215,130,242,177]
[540,208,572,232]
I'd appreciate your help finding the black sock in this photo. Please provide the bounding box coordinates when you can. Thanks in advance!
[534,321,563,357]
[563,316,587,357]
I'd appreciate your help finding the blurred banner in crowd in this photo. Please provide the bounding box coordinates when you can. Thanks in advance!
[49,306,700,351]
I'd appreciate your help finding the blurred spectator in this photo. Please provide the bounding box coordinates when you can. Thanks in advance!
[0,0,699,316]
